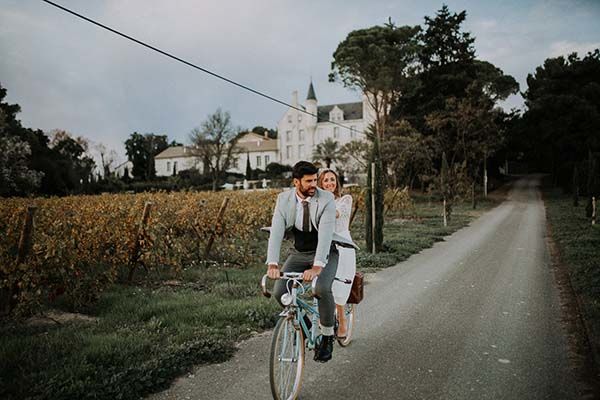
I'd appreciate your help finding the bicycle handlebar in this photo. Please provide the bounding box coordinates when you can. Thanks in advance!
[260,272,319,298]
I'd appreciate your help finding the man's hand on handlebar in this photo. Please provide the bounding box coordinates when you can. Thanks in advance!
[267,263,280,280]
[303,265,322,282]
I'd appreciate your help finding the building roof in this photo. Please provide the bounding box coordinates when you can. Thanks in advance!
[307,81,317,101]
[155,146,199,159]
[317,102,363,122]
[235,132,278,153]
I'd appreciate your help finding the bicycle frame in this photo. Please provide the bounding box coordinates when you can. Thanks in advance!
[262,273,320,349]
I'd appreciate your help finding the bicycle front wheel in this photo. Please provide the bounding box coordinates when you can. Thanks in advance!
[337,303,355,347]
[269,316,305,400]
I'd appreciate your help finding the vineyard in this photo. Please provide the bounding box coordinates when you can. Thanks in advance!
[0,190,279,314]
[0,187,415,315]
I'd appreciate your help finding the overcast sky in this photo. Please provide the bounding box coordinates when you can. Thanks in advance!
[1,0,599,163]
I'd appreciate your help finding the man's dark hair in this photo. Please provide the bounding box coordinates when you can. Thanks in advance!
[292,161,318,180]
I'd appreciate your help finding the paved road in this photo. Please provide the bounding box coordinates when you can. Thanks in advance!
[150,177,580,400]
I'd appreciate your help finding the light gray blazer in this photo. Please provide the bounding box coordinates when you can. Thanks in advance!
[266,187,358,267]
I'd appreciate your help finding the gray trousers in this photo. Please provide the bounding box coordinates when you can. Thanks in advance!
[273,247,339,328]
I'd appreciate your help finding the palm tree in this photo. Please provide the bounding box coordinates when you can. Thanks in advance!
[312,138,341,168]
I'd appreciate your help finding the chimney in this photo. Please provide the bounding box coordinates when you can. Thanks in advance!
[292,90,298,108]
[264,131,268,138]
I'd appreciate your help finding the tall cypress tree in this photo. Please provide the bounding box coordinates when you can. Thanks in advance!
[245,153,252,180]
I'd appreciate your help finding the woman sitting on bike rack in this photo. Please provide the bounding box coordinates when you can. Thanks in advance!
[317,168,356,341]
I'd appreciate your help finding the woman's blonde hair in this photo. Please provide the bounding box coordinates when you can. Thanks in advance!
[317,168,342,199]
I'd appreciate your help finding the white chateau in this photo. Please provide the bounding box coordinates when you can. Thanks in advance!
[153,82,374,177]
[277,81,374,166]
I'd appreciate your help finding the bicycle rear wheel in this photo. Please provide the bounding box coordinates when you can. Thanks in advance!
[269,316,305,400]
[337,304,355,347]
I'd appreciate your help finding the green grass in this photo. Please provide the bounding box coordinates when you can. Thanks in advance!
[543,190,600,367]
[353,197,497,272]
[0,195,500,400]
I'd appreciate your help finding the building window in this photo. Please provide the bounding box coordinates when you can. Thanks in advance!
[287,114,292,123]
[350,126,357,139]
[265,155,270,165]
[286,130,292,141]
[256,155,261,167]
[333,127,339,138]
[233,158,239,169]
[298,114,302,122]
[298,144,304,157]
[286,145,293,159]
[298,130,304,142]
[167,161,171,172]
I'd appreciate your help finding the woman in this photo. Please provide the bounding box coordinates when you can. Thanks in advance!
[317,168,356,339]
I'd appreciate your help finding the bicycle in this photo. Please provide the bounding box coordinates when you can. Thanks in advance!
[261,272,354,400]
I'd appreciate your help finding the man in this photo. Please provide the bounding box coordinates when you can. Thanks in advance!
[266,161,356,362]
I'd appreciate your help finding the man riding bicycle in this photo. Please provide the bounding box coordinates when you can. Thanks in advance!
[265,161,357,362]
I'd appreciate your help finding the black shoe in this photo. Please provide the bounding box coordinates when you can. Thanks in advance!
[314,335,334,363]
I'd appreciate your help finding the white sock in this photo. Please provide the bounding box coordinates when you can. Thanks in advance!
[320,325,334,336]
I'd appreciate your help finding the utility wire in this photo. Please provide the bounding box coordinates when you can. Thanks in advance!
[41,0,358,133]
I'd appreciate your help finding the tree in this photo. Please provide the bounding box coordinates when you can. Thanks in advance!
[339,140,370,177]
[94,143,118,178]
[0,136,43,196]
[395,6,518,135]
[251,126,277,139]
[383,120,435,189]
[519,50,600,188]
[330,20,421,140]
[312,138,341,168]
[419,5,475,70]
[266,162,292,178]
[124,132,169,180]
[245,153,252,179]
[1,83,104,195]
[330,21,421,249]
[189,108,240,191]
[48,130,96,190]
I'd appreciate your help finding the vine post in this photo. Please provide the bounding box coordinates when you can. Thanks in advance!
[204,197,230,260]
[128,201,152,282]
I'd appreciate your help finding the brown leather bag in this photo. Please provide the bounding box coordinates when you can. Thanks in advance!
[347,272,364,304]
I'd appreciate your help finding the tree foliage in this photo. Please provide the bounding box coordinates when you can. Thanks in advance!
[189,108,240,191]
[330,21,421,138]
[125,132,169,180]
[518,50,600,188]
[0,82,98,196]
[312,137,342,168]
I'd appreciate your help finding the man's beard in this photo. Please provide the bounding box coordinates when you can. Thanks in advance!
[299,186,316,197]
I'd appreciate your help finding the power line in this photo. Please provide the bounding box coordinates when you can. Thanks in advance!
[40,0,358,133]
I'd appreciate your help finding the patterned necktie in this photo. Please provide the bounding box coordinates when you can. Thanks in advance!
[302,200,310,232]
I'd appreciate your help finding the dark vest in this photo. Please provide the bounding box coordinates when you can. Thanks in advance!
[292,224,318,252]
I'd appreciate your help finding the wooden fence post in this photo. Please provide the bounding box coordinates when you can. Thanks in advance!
[128,202,152,281]
[16,206,37,265]
[443,198,448,227]
[3,206,37,314]
[204,198,230,260]
[592,196,596,226]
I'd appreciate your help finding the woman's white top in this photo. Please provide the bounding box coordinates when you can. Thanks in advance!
[334,194,353,239]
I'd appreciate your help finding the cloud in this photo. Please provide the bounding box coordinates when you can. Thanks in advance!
[549,40,600,58]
